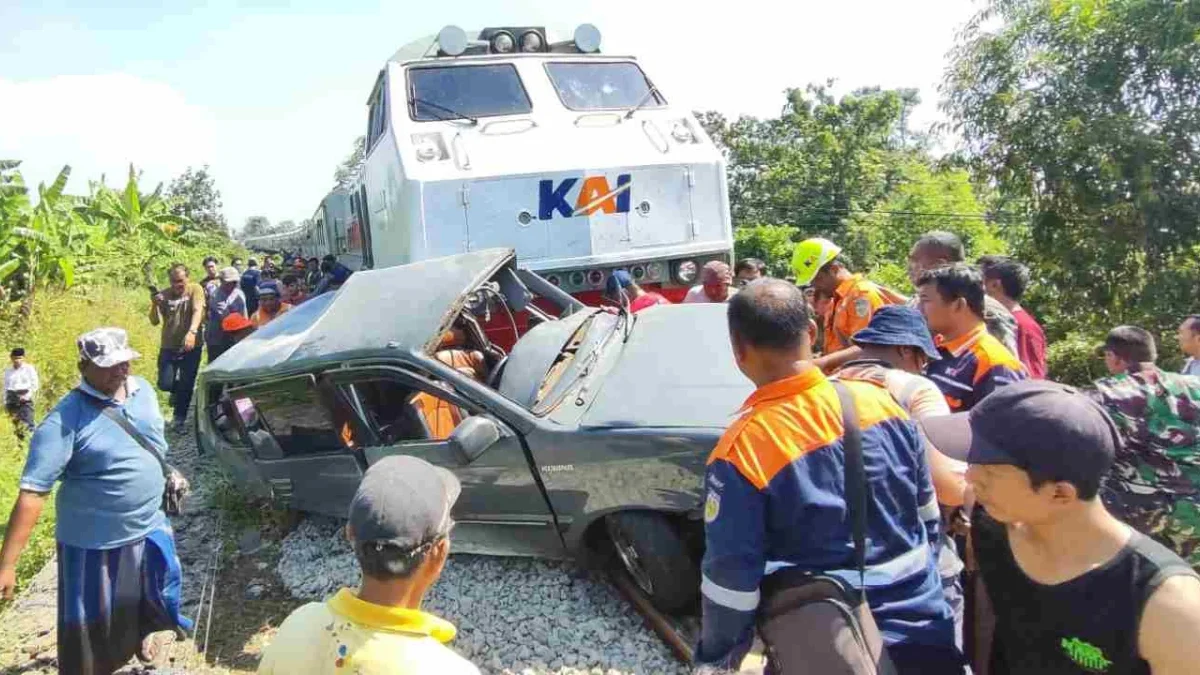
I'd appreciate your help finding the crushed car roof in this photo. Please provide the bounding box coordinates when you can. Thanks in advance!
[203,248,513,379]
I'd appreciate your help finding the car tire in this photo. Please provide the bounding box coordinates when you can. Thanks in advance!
[606,511,699,614]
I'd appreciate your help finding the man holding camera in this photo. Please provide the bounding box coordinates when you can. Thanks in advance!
[148,263,206,433]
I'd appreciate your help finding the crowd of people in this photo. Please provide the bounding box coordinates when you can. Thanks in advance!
[1,231,1199,674]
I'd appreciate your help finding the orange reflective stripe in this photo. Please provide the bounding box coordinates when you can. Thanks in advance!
[709,371,910,489]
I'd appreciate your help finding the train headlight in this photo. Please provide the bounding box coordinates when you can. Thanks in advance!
[674,260,697,284]
[437,25,469,56]
[491,31,515,54]
[574,24,601,53]
[411,133,448,162]
[519,30,544,52]
[671,120,697,144]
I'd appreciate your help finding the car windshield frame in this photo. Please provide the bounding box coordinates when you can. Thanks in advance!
[407,63,533,122]
[543,60,666,112]
[530,310,625,416]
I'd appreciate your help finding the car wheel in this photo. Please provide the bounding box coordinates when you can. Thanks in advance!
[605,511,699,614]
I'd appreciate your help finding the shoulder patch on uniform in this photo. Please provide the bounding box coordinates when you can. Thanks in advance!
[854,297,870,317]
[704,490,721,523]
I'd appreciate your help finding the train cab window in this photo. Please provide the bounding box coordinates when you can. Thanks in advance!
[408,64,532,122]
[367,83,388,150]
[545,61,665,111]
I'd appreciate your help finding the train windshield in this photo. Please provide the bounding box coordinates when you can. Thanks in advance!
[408,64,532,121]
[545,61,665,111]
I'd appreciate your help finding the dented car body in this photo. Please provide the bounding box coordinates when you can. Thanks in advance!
[195,250,751,587]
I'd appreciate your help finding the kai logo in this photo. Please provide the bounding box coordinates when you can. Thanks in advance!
[538,174,632,220]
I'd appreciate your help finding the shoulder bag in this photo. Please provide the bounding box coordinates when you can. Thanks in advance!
[755,380,897,675]
[85,392,190,516]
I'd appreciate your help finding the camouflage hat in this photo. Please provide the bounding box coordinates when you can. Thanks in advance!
[77,327,141,368]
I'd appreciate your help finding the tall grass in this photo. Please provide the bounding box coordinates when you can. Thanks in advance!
[0,283,199,602]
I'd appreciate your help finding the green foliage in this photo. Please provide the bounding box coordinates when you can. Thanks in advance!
[943,0,1200,335]
[333,135,366,191]
[166,165,228,234]
[242,215,271,237]
[734,224,799,277]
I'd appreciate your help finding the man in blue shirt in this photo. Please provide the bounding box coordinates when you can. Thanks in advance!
[0,327,191,674]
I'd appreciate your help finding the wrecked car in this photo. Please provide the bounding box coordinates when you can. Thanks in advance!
[195,249,751,612]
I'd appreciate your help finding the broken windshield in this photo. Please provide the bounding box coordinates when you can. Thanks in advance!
[408,64,533,121]
[545,61,665,111]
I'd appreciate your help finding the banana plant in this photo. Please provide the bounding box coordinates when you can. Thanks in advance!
[81,164,190,240]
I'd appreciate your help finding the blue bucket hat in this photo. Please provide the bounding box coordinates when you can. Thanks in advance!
[851,305,941,360]
[605,269,633,298]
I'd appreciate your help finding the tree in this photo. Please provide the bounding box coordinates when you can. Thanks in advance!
[242,216,271,237]
[942,0,1200,336]
[701,84,925,241]
[333,136,366,191]
[166,166,228,235]
[274,219,297,234]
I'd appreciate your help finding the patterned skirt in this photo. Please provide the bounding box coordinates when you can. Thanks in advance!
[57,524,193,675]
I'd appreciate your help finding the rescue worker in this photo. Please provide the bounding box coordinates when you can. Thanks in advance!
[922,380,1200,675]
[917,264,1026,412]
[250,281,292,328]
[1091,326,1200,571]
[792,237,902,370]
[683,261,737,303]
[906,231,1019,356]
[836,305,970,651]
[697,279,959,674]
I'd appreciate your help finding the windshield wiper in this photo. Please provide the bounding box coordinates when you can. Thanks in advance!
[623,83,661,120]
[411,97,479,126]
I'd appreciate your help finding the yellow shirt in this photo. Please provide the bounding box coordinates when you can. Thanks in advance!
[258,588,479,675]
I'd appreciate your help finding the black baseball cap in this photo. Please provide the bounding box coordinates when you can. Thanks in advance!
[348,455,460,551]
[10,347,24,358]
[920,380,1122,481]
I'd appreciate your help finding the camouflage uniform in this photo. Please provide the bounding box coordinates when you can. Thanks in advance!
[1091,367,1200,570]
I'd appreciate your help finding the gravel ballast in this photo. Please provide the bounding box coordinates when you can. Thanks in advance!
[277,517,689,675]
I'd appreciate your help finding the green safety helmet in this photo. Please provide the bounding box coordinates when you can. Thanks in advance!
[791,237,842,286]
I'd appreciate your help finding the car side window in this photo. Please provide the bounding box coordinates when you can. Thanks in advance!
[347,378,474,444]
[243,377,356,457]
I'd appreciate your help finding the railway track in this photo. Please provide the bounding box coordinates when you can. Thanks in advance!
[608,566,768,673]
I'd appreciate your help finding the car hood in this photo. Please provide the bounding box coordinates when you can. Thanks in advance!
[579,304,754,429]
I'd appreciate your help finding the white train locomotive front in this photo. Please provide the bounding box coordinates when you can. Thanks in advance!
[357,24,733,302]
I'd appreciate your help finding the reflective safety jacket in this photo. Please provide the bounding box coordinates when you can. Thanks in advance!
[695,368,953,669]
[925,323,1026,412]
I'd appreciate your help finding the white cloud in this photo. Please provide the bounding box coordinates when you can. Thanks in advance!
[0,73,216,196]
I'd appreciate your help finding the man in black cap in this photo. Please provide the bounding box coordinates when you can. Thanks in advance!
[4,347,38,440]
[921,381,1200,674]
[259,456,479,674]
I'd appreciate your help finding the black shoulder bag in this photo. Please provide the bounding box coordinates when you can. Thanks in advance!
[755,381,897,675]
[86,392,190,516]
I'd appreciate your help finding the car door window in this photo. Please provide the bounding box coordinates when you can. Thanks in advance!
[346,378,474,444]
[238,376,357,457]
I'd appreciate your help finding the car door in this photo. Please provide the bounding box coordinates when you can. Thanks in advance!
[326,365,566,559]
[226,374,368,517]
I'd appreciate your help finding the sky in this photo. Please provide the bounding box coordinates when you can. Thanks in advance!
[0,0,980,233]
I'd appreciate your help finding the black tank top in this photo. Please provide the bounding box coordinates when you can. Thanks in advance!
[973,509,1197,675]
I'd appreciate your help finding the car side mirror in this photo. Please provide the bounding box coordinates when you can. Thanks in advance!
[449,416,500,464]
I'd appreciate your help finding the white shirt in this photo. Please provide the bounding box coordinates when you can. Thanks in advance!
[4,363,39,400]
[682,285,737,304]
